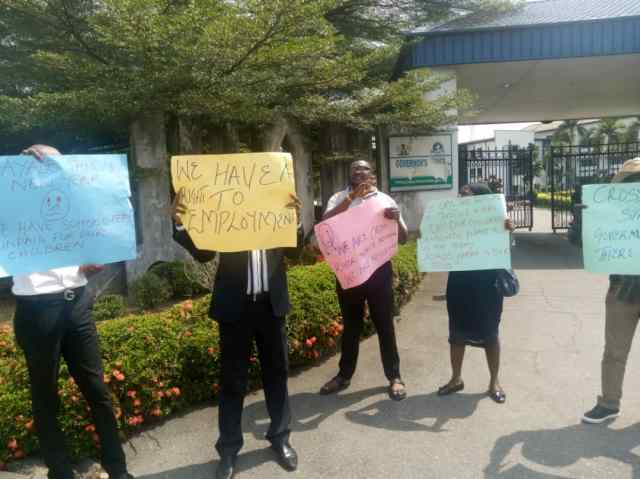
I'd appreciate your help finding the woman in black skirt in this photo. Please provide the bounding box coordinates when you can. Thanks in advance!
[438,183,514,403]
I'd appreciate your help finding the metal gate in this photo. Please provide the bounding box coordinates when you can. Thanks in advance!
[550,142,640,231]
[458,146,534,230]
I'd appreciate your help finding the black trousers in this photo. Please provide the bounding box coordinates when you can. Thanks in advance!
[216,297,290,457]
[13,287,126,479]
[337,261,401,381]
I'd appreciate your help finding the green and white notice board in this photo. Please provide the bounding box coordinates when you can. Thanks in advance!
[388,134,454,192]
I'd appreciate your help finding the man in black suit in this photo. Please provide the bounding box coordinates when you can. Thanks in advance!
[172,192,303,479]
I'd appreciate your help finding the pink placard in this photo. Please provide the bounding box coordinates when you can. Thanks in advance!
[314,195,398,289]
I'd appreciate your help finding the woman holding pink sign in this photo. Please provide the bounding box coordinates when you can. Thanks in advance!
[318,160,409,401]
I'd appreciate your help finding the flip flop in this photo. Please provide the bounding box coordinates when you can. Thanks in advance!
[389,379,407,401]
[488,389,506,404]
[319,376,350,395]
[437,381,465,396]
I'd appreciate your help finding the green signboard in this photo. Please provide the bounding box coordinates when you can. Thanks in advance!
[389,134,454,192]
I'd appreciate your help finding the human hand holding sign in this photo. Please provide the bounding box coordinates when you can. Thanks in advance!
[21,144,61,162]
[286,193,303,224]
[384,206,401,221]
[171,190,188,226]
[348,182,376,201]
[504,218,515,232]
[79,264,104,276]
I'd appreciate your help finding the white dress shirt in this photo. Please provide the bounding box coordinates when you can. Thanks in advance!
[247,250,269,295]
[12,266,87,296]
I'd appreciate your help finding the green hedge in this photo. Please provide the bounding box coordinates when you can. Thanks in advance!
[93,294,126,322]
[533,191,571,208]
[0,242,421,465]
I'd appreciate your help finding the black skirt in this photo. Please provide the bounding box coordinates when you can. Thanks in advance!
[446,270,504,347]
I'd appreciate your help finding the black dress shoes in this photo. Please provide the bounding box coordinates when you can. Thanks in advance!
[271,442,298,471]
[216,455,236,479]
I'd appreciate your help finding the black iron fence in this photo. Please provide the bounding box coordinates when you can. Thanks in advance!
[550,142,640,231]
[458,146,534,230]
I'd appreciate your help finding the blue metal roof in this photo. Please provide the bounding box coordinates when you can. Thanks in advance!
[415,0,640,35]
[402,0,640,69]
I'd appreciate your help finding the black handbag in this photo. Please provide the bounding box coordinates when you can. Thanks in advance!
[496,269,520,297]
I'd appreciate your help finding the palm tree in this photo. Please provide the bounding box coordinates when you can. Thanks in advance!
[621,117,640,144]
[596,118,625,144]
[553,120,587,145]
[579,127,603,147]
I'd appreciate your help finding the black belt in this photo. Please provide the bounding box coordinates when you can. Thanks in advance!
[248,292,270,303]
[18,286,85,302]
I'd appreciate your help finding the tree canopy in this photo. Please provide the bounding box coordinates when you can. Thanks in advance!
[0,0,516,139]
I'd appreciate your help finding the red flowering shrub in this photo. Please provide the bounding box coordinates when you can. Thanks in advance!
[0,242,420,464]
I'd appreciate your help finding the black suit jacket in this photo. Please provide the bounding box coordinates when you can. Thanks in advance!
[173,226,304,322]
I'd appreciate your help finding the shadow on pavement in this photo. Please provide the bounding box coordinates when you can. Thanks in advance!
[484,422,640,478]
[512,233,583,270]
[137,461,215,479]
[137,388,389,479]
[242,386,387,439]
[343,392,486,432]
[136,448,277,479]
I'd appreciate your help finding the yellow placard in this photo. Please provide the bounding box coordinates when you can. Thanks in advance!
[170,153,297,252]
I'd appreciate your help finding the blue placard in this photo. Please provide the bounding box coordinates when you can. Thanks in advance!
[582,183,640,274]
[418,194,511,272]
[0,154,137,277]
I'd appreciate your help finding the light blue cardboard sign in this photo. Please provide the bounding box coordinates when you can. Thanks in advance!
[418,194,511,272]
[0,155,137,277]
[583,183,640,274]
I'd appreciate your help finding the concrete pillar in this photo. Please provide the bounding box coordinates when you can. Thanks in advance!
[126,112,184,281]
[376,125,390,192]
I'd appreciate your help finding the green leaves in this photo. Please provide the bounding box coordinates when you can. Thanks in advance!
[290,69,474,131]
[3,0,362,124]
[1,0,511,135]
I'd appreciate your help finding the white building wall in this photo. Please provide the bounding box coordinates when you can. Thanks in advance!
[495,130,534,148]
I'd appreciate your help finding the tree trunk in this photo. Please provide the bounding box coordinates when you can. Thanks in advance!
[126,111,185,282]
[177,117,204,154]
[261,116,288,151]
[318,124,370,208]
[205,123,240,153]
[284,119,314,232]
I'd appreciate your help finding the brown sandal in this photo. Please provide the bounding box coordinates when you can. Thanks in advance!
[437,381,465,396]
[389,378,407,401]
[319,375,350,395]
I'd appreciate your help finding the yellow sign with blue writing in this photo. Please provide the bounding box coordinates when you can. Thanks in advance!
[170,153,297,252]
